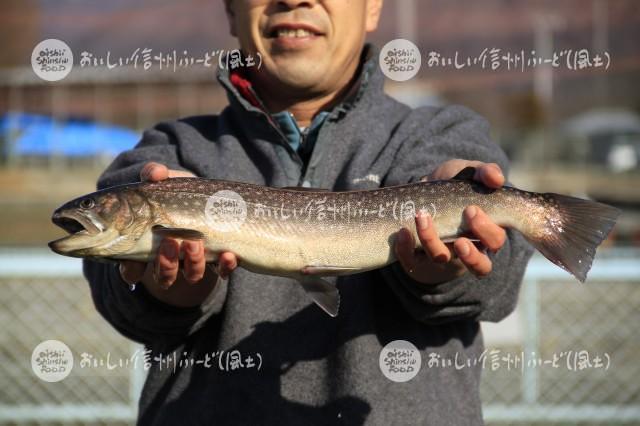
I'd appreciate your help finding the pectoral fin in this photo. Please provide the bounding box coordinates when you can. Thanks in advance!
[298,276,340,317]
[302,265,360,275]
[152,225,205,240]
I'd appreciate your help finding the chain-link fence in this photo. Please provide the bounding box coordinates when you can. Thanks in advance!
[0,250,143,425]
[481,250,640,425]
[0,249,639,425]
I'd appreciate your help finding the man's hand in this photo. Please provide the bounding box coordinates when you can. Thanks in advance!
[394,160,507,284]
[118,162,238,307]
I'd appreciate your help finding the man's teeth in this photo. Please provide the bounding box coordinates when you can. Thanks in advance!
[276,28,314,38]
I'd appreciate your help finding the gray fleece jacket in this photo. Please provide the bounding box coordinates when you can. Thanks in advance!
[83,45,533,426]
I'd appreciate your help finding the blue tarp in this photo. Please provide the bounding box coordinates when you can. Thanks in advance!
[0,112,139,157]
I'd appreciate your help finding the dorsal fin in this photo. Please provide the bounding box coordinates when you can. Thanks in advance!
[452,166,477,181]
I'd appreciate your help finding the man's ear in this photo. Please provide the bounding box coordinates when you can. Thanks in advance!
[365,0,383,33]
[223,0,237,37]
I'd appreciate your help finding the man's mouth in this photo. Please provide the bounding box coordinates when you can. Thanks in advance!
[267,23,323,40]
[272,28,316,38]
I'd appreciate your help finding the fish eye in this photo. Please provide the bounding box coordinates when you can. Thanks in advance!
[80,198,95,209]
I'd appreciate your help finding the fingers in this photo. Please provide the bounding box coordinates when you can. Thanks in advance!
[119,260,146,286]
[454,205,506,277]
[393,206,505,280]
[415,211,451,263]
[154,239,181,288]
[474,163,504,188]
[140,162,196,182]
[181,240,206,284]
[216,252,238,279]
[454,237,492,278]
[151,238,237,289]
[464,205,507,253]
[394,228,417,274]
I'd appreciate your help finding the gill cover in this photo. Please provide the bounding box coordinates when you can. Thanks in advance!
[48,188,151,258]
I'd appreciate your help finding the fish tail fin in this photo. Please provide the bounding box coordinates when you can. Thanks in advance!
[525,194,620,282]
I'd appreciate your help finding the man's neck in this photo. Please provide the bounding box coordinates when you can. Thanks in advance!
[248,57,364,128]
[260,92,342,128]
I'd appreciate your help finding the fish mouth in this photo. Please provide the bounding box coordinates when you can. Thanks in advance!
[51,211,102,236]
[49,210,113,257]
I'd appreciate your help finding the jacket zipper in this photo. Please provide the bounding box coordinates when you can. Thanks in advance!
[246,89,304,168]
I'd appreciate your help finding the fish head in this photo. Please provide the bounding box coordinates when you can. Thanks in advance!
[48,187,152,259]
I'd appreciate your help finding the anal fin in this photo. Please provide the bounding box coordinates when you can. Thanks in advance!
[298,276,340,317]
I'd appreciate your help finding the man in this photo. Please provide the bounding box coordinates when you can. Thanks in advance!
[84,0,533,424]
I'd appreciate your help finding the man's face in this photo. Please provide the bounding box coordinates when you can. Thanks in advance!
[225,0,382,97]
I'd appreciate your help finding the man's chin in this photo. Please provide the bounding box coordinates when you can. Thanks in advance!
[256,63,327,91]
[278,71,325,89]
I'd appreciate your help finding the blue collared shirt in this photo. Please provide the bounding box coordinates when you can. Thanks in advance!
[271,110,329,165]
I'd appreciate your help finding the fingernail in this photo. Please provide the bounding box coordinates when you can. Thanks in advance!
[416,211,430,230]
[466,206,477,220]
[457,241,470,257]
[162,242,176,259]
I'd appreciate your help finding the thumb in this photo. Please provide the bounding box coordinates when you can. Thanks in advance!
[140,162,195,182]
[140,162,169,182]
[167,169,196,178]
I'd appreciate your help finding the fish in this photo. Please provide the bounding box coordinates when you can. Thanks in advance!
[49,167,620,317]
